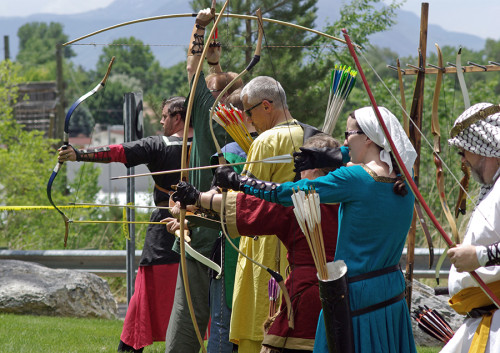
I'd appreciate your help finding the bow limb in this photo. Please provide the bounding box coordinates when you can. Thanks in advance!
[178,2,230,351]
[398,58,434,269]
[342,28,500,309]
[431,44,444,155]
[454,163,470,217]
[404,46,426,312]
[456,47,470,110]
[46,56,115,247]
[396,59,409,136]
[431,43,460,282]
[454,47,472,219]
[63,13,356,49]
[208,7,263,162]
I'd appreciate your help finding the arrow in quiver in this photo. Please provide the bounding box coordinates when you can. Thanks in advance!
[412,305,454,343]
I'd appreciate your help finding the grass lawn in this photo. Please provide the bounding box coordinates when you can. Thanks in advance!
[1,313,441,352]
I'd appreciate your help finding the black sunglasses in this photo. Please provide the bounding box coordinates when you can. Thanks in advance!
[244,100,273,117]
[344,130,364,140]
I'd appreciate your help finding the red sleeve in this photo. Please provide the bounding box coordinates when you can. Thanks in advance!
[109,144,127,163]
[235,193,297,236]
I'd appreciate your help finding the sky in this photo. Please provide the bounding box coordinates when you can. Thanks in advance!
[387,0,499,40]
[1,0,498,40]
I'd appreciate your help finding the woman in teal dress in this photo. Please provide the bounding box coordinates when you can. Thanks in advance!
[212,106,418,353]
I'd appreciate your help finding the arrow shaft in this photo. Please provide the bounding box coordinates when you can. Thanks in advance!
[111,155,292,180]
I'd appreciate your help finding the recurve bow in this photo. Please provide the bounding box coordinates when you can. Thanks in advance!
[432,44,462,284]
[432,43,461,244]
[46,57,115,247]
[454,47,471,219]
[405,48,425,312]
[177,2,229,351]
[397,57,434,270]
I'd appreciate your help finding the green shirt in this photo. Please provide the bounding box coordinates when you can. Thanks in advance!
[172,72,232,258]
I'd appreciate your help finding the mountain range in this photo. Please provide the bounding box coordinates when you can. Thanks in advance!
[0,0,486,70]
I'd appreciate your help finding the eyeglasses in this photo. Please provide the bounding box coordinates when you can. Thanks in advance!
[457,150,465,157]
[244,100,273,117]
[344,130,364,140]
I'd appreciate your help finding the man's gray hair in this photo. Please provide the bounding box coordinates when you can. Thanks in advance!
[240,76,288,110]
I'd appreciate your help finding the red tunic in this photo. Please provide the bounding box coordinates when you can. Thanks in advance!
[227,193,339,351]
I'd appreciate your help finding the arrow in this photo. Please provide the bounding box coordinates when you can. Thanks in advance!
[110,154,293,180]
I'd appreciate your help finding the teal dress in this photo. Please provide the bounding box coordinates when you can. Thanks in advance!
[246,164,417,353]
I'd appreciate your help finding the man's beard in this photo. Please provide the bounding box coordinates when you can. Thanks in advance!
[471,167,485,184]
[469,157,487,184]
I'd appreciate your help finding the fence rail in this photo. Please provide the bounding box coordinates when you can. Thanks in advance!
[0,248,451,278]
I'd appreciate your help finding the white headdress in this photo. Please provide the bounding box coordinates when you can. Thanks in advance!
[354,106,417,175]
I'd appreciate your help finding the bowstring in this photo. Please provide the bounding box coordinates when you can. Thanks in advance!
[356,48,499,240]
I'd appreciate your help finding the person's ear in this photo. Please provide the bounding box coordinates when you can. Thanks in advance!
[262,99,273,111]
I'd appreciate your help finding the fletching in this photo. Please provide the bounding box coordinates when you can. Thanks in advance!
[211,103,254,153]
[323,65,357,135]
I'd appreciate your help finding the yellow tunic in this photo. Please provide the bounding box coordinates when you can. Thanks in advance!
[229,119,304,350]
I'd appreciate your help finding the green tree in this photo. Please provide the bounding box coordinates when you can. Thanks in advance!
[16,22,75,79]
[95,37,156,86]
[91,37,179,137]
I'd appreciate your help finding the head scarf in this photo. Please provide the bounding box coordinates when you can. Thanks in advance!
[448,102,500,202]
[354,106,417,175]
[448,102,500,158]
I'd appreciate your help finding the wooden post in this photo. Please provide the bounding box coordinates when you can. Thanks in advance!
[55,44,65,142]
[3,36,9,60]
[405,2,428,312]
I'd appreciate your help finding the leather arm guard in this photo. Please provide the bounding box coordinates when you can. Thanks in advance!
[240,177,281,204]
[74,146,112,163]
[485,242,500,267]
[188,24,205,56]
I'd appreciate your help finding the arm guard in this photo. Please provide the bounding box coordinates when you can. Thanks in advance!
[240,177,281,204]
[75,146,112,163]
[485,242,500,267]
[188,24,205,56]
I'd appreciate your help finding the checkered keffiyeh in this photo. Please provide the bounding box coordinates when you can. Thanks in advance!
[448,102,500,202]
[448,103,500,157]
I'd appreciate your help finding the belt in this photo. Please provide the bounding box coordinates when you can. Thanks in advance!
[468,304,498,319]
[349,264,400,283]
[348,264,405,317]
[352,291,405,317]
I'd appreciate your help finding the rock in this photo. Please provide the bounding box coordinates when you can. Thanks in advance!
[410,279,464,347]
[0,260,117,319]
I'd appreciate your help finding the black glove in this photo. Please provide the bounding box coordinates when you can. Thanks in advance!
[172,181,200,206]
[212,166,243,191]
[293,147,343,173]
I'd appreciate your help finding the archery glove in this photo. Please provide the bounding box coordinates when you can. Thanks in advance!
[172,181,200,207]
[293,147,343,173]
[212,166,244,191]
